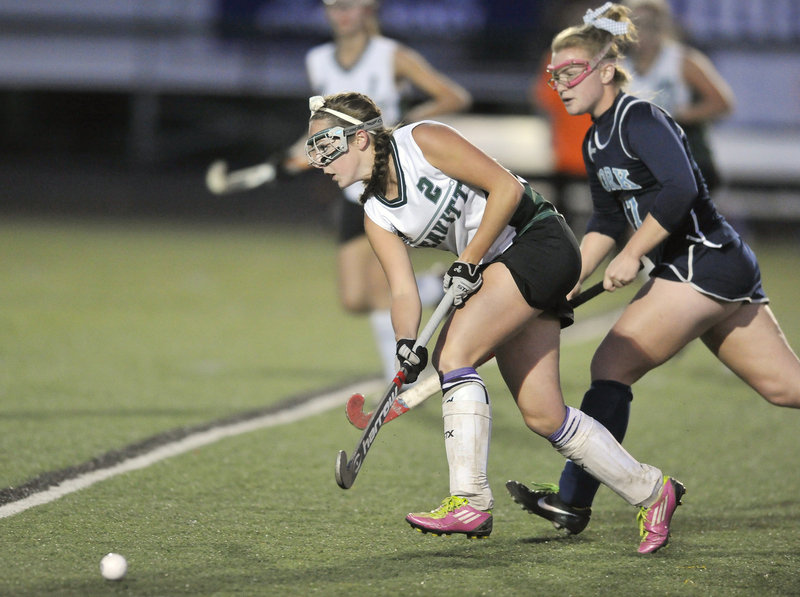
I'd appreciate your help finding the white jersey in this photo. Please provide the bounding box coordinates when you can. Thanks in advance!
[363,122,517,262]
[623,40,690,116]
[306,35,401,125]
[306,35,402,203]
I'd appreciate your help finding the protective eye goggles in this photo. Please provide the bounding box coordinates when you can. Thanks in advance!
[305,117,383,168]
[546,42,613,90]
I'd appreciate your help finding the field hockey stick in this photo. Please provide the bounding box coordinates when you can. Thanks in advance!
[568,262,644,308]
[568,278,606,308]
[345,353,496,430]
[335,292,455,490]
[205,159,278,194]
[343,279,608,430]
[345,373,440,431]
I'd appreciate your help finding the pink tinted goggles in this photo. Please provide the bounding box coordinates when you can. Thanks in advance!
[546,42,613,90]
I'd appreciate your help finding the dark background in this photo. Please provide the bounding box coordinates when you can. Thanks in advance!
[1,0,798,232]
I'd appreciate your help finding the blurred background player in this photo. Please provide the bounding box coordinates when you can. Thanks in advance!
[282,0,471,382]
[506,2,800,536]
[621,0,735,192]
[529,1,595,229]
[307,91,684,554]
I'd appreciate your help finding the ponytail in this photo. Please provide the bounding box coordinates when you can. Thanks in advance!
[360,129,393,204]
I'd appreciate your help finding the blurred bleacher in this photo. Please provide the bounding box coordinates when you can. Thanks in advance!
[0,0,798,231]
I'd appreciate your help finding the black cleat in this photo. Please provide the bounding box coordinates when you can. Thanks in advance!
[506,480,591,535]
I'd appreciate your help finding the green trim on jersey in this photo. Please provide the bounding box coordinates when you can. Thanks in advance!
[372,137,408,208]
[372,136,558,244]
[512,184,559,236]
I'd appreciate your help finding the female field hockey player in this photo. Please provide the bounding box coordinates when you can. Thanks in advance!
[284,0,471,382]
[306,91,683,554]
[621,0,735,191]
[507,2,800,536]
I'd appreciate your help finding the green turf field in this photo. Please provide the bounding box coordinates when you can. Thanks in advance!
[1,218,798,596]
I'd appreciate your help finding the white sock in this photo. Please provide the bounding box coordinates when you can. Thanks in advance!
[369,309,397,382]
[550,407,662,507]
[442,381,493,511]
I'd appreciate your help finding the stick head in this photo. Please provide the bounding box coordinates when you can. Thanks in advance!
[205,161,277,194]
[205,160,229,194]
[346,393,370,429]
[335,450,356,489]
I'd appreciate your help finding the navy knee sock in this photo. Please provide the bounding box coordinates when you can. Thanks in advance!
[558,380,633,508]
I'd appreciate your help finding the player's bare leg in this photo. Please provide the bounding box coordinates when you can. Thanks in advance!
[337,235,391,314]
[590,278,738,385]
[337,236,396,381]
[513,279,744,537]
[496,280,683,552]
[413,266,681,549]
[529,279,719,528]
[702,303,800,408]
[408,264,534,538]
[494,313,566,437]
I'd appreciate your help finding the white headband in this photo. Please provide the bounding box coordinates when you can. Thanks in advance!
[583,2,630,35]
[309,95,364,126]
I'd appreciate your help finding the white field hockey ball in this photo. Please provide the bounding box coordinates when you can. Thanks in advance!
[100,553,127,580]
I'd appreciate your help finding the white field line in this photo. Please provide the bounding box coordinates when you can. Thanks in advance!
[0,378,385,519]
[0,309,620,520]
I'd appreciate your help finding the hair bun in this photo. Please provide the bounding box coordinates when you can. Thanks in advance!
[583,2,630,35]
[309,95,326,114]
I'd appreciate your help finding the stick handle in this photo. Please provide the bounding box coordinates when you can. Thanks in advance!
[227,163,276,185]
[568,262,644,308]
[335,291,454,489]
[414,291,456,350]
[568,280,605,308]
[205,160,277,194]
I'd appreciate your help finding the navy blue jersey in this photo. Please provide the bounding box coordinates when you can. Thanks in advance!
[583,93,766,304]
[583,93,737,266]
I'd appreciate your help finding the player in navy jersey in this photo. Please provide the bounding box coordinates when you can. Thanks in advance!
[506,2,800,541]
[307,91,683,553]
[622,0,735,192]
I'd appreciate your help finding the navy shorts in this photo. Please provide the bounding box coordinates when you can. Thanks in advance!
[653,236,768,303]
[493,214,581,328]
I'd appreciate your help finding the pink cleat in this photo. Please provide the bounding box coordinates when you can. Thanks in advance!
[637,476,685,554]
[406,496,492,539]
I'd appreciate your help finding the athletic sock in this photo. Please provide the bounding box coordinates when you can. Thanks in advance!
[550,407,661,507]
[559,380,632,507]
[369,309,398,382]
[441,368,493,511]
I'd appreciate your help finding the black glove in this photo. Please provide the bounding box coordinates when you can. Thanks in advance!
[443,261,483,308]
[396,339,428,384]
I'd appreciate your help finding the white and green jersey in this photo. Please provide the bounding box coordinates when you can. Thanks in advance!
[365,122,550,262]
[306,35,401,203]
[623,40,690,117]
[306,35,401,126]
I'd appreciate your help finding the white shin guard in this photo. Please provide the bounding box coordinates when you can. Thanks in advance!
[442,383,493,510]
[551,408,662,507]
